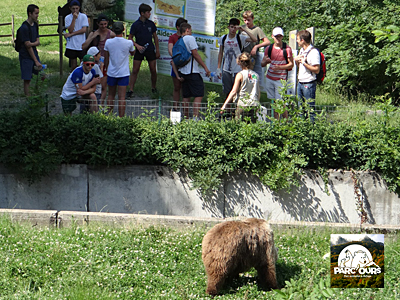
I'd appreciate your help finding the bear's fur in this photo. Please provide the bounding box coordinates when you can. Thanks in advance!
[202,218,278,296]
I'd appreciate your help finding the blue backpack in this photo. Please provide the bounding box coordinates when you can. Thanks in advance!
[172,37,192,68]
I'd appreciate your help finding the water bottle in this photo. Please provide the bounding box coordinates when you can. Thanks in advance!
[139,43,149,53]
[99,56,104,63]
[210,72,216,77]
[42,64,47,69]
[63,30,70,42]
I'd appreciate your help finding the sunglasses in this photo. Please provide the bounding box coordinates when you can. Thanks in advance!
[84,62,95,67]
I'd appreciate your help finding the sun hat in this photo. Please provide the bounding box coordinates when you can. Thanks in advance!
[272,27,284,37]
[82,54,95,63]
[87,47,100,57]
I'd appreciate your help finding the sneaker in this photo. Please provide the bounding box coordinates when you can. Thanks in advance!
[151,88,158,94]
[126,90,133,99]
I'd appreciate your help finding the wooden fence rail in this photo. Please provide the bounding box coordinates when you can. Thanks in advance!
[0,15,64,76]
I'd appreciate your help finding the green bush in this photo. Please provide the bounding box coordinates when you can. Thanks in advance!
[1,97,400,195]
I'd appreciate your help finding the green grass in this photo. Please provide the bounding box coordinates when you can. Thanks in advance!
[0,216,399,299]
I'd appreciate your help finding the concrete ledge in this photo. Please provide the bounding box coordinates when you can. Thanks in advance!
[0,209,57,227]
[1,209,399,232]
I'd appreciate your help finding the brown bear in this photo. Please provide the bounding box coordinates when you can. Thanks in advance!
[202,218,278,296]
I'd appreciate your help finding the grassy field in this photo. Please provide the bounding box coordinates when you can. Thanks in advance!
[0,216,399,299]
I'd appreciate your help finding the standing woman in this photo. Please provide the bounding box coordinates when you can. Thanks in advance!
[168,17,187,110]
[220,52,260,123]
[82,14,116,102]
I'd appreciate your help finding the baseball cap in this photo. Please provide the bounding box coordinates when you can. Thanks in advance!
[82,54,95,63]
[97,14,108,22]
[69,0,80,7]
[272,27,284,37]
[112,22,124,34]
[87,46,100,57]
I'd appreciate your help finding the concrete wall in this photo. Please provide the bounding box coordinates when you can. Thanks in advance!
[1,164,399,226]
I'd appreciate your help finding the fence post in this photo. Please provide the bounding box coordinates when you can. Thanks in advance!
[158,97,162,124]
[11,15,15,44]
[59,15,63,77]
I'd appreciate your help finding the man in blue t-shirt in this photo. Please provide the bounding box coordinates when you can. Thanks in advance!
[126,3,160,97]
[60,54,101,115]
[19,4,42,97]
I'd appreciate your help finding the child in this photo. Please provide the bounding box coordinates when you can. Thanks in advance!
[220,52,260,123]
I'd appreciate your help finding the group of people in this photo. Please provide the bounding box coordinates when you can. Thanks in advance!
[218,11,321,122]
[18,3,320,120]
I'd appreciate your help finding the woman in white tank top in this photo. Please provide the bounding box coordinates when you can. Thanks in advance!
[220,52,260,122]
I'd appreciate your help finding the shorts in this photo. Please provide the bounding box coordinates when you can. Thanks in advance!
[107,75,129,86]
[61,97,77,114]
[180,73,204,98]
[134,50,156,61]
[222,71,237,95]
[20,58,40,80]
[65,48,85,60]
[171,68,177,78]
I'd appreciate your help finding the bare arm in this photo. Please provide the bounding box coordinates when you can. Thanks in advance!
[271,56,294,71]
[217,45,223,69]
[221,72,243,111]
[251,37,271,56]
[153,32,160,59]
[24,38,41,69]
[295,55,319,73]
[239,26,257,42]
[104,51,109,71]
[168,42,174,56]
[82,31,99,51]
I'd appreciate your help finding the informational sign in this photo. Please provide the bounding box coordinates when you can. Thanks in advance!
[125,0,216,36]
[157,28,296,95]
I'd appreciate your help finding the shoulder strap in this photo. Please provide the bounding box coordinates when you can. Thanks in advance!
[221,34,227,50]
[236,33,242,51]
[267,44,273,58]
[282,42,288,64]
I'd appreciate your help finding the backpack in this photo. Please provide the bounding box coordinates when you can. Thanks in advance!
[14,21,31,52]
[266,42,292,78]
[221,33,243,52]
[306,47,326,84]
[172,36,192,68]
[267,42,289,64]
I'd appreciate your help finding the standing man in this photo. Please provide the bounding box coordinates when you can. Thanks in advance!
[217,18,257,98]
[19,4,42,97]
[178,23,211,119]
[126,3,160,98]
[294,30,320,122]
[104,22,135,117]
[64,0,89,72]
[261,27,294,119]
[241,10,270,79]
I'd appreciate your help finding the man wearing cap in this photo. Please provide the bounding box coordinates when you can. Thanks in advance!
[104,22,135,117]
[84,46,104,106]
[64,0,89,72]
[261,27,294,119]
[60,54,101,115]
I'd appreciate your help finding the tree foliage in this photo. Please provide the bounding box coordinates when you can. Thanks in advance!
[215,0,400,103]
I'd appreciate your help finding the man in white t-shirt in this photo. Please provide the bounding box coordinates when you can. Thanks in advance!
[294,30,320,122]
[64,0,89,72]
[178,23,211,119]
[104,22,135,117]
[217,18,256,97]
